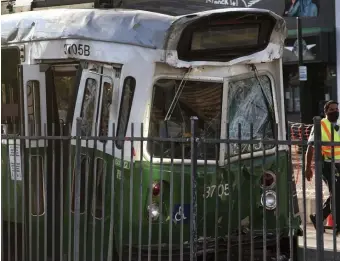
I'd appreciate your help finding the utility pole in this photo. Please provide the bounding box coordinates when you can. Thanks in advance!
[297,16,307,123]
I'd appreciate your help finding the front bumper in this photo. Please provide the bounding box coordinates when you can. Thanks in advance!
[123,232,292,261]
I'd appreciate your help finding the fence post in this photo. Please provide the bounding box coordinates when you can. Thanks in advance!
[73,118,82,261]
[190,116,198,261]
[313,116,325,260]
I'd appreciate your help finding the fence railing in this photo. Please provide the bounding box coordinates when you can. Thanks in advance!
[1,117,339,261]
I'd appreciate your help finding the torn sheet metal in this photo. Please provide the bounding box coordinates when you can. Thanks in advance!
[165,8,287,67]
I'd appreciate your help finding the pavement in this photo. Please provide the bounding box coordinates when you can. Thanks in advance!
[292,146,329,199]
[298,224,340,261]
[292,147,340,260]
[291,146,331,226]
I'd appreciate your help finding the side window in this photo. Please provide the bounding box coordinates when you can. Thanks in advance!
[92,158,106,219]
[80,78,97,136]
[30,156,45,216]
[116,77,136,149]
[1,83,20,134]
[71,156,89,214]
[53,71,77,124]
[27,81,41,136]
[1,48,21,135]
[99,82,113,140]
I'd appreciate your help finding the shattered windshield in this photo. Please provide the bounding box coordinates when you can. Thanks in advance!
[226,75,275,157]
[148,79,223,159]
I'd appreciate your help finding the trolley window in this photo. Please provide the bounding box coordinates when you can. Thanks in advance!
[148,79,223,159]
[53,69,78,124]
[1,83,20,134]
[30,156,45,216]
[176,13,276,62]
[71,156,89,214]
[27,81,41,136]
[92,158,106,219]
[116,77,136,149]
[80,78,98,136]
[226,75,275,157]
[191,25,260,51]
[99,82,113,140]
[1,47,21,135]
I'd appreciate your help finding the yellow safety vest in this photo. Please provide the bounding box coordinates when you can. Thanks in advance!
[321,118,340,159]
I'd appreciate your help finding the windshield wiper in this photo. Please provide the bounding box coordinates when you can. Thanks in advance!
[164,67,192,122]
[250,64,275,138]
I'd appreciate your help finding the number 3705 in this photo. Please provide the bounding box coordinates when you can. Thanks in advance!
[203,184,229,199]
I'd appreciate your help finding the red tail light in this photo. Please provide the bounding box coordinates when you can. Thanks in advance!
[152,182,161,196]
[260,171,276,189]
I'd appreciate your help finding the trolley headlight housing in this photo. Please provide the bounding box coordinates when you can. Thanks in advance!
[152,182,161,196]
[261,190,277,210]
[147,203,160,220]
[260,171,276,189]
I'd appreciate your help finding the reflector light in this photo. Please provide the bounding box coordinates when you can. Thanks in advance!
[260,171,276,189]
[152,182,161,196]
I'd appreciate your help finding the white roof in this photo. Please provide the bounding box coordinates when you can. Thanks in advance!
[1,8,287,51]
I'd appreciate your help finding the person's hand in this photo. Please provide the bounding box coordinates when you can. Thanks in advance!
[305,166,313,181]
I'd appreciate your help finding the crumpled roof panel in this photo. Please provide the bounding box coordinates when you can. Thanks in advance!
[1,7,286,52]
[1,8,176,48]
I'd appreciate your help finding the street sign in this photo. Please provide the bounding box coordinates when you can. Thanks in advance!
[299,66,307,81]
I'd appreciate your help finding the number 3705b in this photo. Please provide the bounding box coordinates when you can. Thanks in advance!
[64,44,90,56]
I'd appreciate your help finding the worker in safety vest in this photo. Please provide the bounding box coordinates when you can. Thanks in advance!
[305,100,340,235]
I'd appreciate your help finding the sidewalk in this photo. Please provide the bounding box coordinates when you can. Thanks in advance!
[298,225,340,261]
[292,147,330,225]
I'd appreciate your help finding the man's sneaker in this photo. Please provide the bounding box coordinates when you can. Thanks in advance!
[309,214,325,232]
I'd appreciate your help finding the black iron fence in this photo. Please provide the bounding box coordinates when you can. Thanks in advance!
[1,117,339,261]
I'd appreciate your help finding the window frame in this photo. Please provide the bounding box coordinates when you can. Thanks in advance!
[219,71,279,165]
[1,47,22,135]
[91,157,107,220]
[1,82,21,135]
[71,155,90,215]
[115,76,136,150]
[97,81,113,141]
[29,155,46,216]
[226,74,276,139]
[79,78,99,137]
[52,70,78,125]
[26,80,42,136]
[144,75,224,165]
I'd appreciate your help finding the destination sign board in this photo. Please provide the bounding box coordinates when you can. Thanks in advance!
[191,24,260,51]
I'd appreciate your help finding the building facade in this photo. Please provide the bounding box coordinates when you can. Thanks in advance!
[336,0,340,107]
[2,0,338,123]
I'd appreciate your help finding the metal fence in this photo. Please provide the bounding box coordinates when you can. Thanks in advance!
[1,116,339,261]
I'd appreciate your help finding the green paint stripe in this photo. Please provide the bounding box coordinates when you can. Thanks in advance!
[287,27,334,37]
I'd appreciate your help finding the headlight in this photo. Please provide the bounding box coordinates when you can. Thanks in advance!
[147,203,160,220]
[261,190,277,210]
